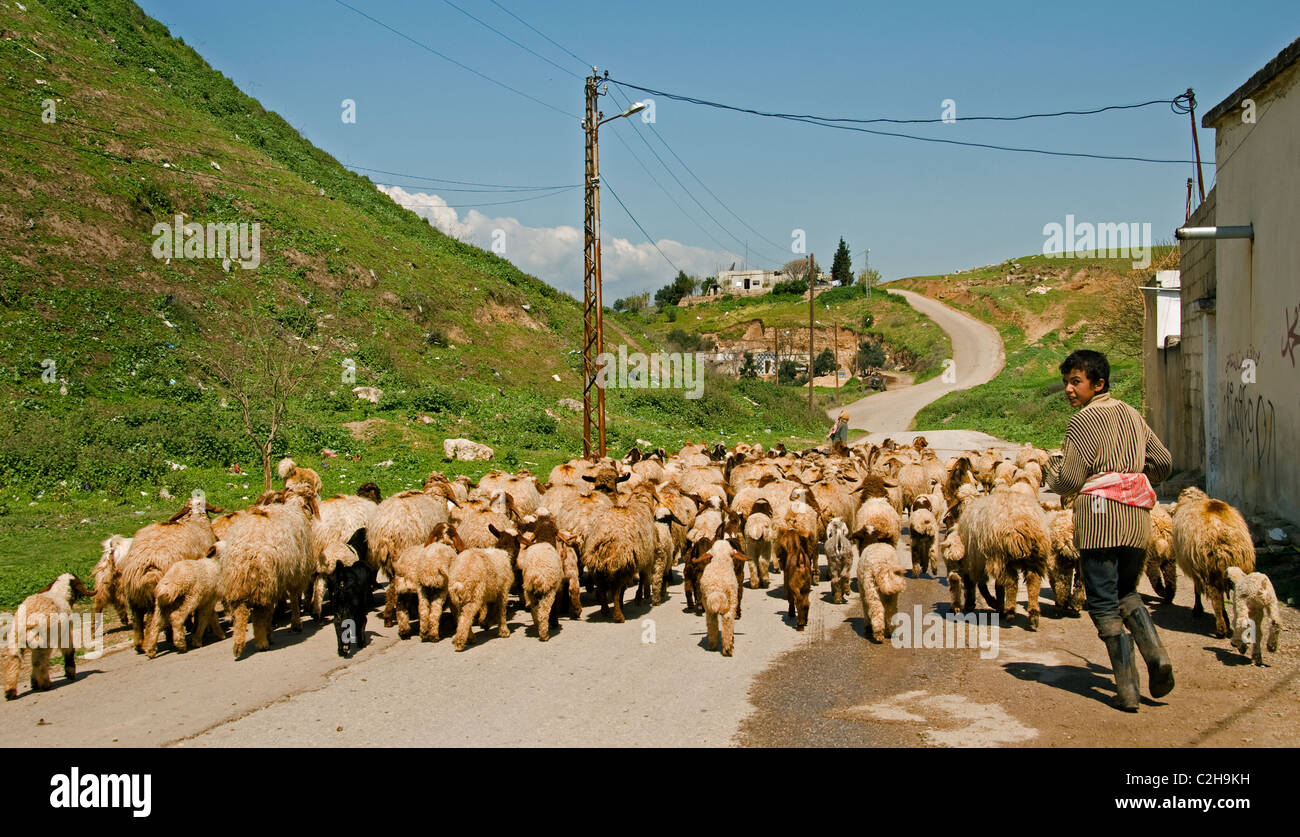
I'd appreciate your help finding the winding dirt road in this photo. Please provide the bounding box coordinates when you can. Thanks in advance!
[829,287,1004,433]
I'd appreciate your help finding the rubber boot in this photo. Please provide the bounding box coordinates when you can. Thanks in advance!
[1101,633,1140,712]
[1120,593,1175,699]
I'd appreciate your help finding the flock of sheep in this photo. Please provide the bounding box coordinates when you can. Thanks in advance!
[3,438,1284,701]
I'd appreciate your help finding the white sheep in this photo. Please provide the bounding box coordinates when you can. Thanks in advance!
[1227,566,1282,665]
[858,543,906,642]
[741,499,777,590]
[448,544,515,651]
[700,540,747,656]
[909,506,939,578]
[3,574,93,700]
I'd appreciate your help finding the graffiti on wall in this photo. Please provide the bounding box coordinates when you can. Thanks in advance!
[1283,301,1300,367]
[1225,346,1260,379]
[1222,381,1276,475]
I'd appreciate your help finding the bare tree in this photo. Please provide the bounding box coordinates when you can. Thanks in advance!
[197,292,328,492]
[1089,273,1145,362]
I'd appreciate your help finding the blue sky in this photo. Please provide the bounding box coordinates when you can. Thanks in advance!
[138,0,1300,298]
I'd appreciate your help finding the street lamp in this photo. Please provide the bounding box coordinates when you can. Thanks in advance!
[582,69,646,460]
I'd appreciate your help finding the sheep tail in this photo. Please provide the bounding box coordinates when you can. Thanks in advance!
[706,591,727,614]
[872,562,906,597]
[7,603,27,653]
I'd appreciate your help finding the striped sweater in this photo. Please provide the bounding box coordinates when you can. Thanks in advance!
[1046,393,1172,550]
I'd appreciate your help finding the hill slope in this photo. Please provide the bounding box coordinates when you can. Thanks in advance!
[0,0,827,604]
[893,249,1176,447]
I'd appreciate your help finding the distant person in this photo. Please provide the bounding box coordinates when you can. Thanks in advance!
[826,410,850,445]
[1046,349,1173,713]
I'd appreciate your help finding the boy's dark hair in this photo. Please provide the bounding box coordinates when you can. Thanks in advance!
[1060,350,1110,391]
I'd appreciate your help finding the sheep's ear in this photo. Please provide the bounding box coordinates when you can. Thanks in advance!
[581,474,596,483]
[206,544,218,559]
[426,522,448,547]
[615,472,632,483]
[448,527,466,553]
[166,505,191,524]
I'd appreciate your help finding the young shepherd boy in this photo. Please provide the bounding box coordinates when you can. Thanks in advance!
[1046,349,1173,713]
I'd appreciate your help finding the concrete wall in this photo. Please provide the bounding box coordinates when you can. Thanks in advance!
[1153,188,1215,475]
[1206,59,1300,523]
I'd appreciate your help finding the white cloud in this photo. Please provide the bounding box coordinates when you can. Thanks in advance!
[377,185,740,299]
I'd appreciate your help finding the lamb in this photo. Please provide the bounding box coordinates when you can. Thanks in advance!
[1171,487,1256,638]
[447,526,516,651]
[824,517,857,604]
[278,457,323,497]
[858,543,906,643]
[700,540,748,656]
[1045,510,1086,617]
[1144,504,1177,604]
[371,480,456,626]
[145,556,224,657]
[684,499,727,613]
[909,507,939,578]
[4,574,93,700]
[780,486,822,583]
[219,484,319,658]
[390,523,462,642]
[741,498,777,589]
[92,535,132,627]
[325,539,376,657]
[954,486,1051,629]
[1227,567,1282,666]
[120,496,220,653]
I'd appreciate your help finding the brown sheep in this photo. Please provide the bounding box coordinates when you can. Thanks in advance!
[391,523,463,642]
[219,486,318,658]
[120,496,220,653]
[955,487,1051,630]
[1172,487,1256,638]
[909,507,939,578]
[1046,510,1086,617]
[447,527,516,651]
[858,543,906,642]
[1144,504,1176,604]
[371,480,456,626]
[146,556,224,657]
[581,483,664,622]
[92,535,132,627]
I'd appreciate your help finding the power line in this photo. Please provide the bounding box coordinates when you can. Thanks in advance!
[330,0,578,119]
[610,78,1184,125]
[487,0,589,69]
[607,85,789,263]
[440,0,581,79]
[608,77,1208,165]
[346,164,577,191]
[388,186,579,209]
[601,176,681,274]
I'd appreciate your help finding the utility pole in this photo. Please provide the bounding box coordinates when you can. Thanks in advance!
[808,252,815,414]
[1186,89,1205,204]
[832,307,839,396]
[582,72,604,460]
[580,73,647,460]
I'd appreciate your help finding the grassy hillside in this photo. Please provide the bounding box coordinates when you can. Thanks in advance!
[0,0,828,606]
[894,249,1175,447]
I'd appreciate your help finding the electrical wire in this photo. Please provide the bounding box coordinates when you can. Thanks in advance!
[601,176,681,274]
[388,186,579,209]
[331,0,578,119]
[608,77,1207,164]
[440,0,581,79]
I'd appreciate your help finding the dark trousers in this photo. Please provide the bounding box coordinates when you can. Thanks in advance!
[1079,546,1145,637]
